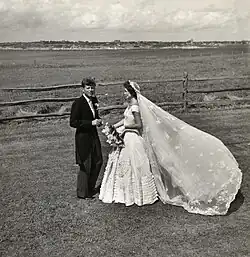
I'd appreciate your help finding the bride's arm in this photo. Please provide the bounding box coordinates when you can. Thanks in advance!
[113,119,124,128]
[124,111,142,129]
[124,99,142,130]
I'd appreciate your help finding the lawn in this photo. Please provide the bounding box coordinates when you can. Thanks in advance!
[0,108,249,257]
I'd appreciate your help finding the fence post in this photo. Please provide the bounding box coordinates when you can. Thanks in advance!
[182,72,188,112]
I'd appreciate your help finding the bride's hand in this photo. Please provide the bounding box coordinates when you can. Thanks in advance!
[116,125,125,135]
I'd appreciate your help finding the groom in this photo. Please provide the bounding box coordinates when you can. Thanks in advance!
[70,77,103,199]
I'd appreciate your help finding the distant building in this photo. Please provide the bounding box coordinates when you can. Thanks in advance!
[187,39,194,45]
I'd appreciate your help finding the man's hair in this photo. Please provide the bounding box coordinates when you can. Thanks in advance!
[81,77,96,87]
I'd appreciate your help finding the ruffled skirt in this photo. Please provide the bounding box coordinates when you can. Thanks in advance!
[99,132,158,206]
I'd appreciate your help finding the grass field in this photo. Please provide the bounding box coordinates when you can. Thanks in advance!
[0,46,249,88]
[0,46,250,256]
[1,47,250,118]
[1,109,249,257]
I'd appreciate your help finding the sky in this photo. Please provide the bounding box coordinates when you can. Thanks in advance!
[0,0,249,42]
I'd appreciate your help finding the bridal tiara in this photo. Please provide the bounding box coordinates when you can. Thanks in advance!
[128,80,141,93]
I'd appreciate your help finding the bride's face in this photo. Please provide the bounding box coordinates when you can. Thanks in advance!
[124,88,131,100]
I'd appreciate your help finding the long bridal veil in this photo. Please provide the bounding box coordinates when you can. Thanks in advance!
[130,81,242,215]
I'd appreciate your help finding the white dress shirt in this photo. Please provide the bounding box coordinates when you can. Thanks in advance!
[83,94,95,118]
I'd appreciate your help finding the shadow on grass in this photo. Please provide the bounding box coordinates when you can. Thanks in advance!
[226,190,245,215]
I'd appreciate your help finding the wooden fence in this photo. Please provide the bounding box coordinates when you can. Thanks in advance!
[0,73,250,122]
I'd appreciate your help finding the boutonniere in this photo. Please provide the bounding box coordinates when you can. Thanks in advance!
[94,103,99,109]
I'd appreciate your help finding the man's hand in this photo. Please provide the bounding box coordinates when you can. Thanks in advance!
[97,119,103,127]
[92,119,103,127]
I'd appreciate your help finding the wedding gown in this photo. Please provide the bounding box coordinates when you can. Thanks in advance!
[99,82,242,215]
[99,105,158,206]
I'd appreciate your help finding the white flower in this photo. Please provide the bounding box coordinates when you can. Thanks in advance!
[164,132,170,139]
[218,161,226,168]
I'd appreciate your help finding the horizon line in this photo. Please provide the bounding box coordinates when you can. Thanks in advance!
[1,39,250,44]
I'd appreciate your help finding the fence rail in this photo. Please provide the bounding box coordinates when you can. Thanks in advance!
[180,74,250,111]
[188,87,250,94]
[189,76,250,82]
[1,84,81,92]
[1,73,250,121]
[0,97,77,107]
[1,99,250,122]
[0,105,127,122]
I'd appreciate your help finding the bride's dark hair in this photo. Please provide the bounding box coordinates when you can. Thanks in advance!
[123,80,137,99]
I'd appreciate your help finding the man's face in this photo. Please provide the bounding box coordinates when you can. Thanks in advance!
[83,85,95,98]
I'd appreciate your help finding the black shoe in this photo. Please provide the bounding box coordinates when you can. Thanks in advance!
[88,190,96,197]
[77,194,94,199]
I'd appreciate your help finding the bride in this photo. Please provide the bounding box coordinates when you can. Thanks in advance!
[99,80,242,215]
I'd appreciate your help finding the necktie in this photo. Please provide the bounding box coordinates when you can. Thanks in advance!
[88,98,95,118]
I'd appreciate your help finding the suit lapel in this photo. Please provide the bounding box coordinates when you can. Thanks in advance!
[81,96,94,119]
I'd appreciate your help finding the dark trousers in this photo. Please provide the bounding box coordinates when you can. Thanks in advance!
[77,136,103,198]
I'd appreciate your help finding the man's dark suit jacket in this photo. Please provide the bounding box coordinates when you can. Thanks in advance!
[70,95,100,164]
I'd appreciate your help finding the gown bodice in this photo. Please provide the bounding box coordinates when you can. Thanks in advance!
[124,105,139,126]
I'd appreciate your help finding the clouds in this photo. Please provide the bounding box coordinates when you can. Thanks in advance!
[0,0,249,41]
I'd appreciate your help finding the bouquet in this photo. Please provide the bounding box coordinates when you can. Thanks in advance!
[102,123,124,148]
